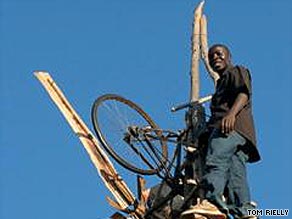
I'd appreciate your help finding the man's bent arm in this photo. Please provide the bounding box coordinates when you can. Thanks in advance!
[221,93,248,133]
[229,93,248,116]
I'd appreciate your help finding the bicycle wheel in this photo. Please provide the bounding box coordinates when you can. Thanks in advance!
[91,94,168,175]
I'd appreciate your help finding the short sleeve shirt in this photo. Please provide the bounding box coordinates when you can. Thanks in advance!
[208,65,260,163]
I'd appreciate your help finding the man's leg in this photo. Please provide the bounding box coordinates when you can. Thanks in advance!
[226,150,256,218]
[203,130,246,213]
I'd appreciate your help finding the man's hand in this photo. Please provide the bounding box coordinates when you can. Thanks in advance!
[221,112,236,134]
[221,93,248,134]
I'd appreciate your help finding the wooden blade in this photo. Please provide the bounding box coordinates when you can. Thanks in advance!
[34,71,139,219]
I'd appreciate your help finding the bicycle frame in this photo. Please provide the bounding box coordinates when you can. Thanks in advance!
[144,97,211,218]
[119,97,210,218]
[123,96,210,179]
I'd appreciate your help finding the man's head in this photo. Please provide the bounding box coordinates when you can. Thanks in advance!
[208,44,232,75]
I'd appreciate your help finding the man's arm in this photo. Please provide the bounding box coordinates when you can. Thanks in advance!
[221,93,248,134]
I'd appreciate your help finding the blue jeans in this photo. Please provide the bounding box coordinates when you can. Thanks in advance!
[203,129,254,218]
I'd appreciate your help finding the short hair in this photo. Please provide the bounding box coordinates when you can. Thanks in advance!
[208,44,232,58]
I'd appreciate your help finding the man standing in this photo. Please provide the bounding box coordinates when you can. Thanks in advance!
[182,44,260,219]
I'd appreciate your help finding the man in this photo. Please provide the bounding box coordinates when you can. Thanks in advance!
[182,44,260,219]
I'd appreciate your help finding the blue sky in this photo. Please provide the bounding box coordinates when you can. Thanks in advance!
[1,0,292,218]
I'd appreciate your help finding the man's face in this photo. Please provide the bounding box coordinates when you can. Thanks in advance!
[208,46,231,74]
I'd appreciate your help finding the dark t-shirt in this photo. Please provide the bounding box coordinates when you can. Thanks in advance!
[208,65,260,163]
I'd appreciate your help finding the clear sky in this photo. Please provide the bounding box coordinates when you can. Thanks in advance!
[1,0,292,219]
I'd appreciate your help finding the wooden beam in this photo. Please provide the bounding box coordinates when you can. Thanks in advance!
[34,71,140,219]
[200,14,220,86]
[190,0,204,101]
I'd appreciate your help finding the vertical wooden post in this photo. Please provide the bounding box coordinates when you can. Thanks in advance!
[190,1,204,102]
[184,1,206,206]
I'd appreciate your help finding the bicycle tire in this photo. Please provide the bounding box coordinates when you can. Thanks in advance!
[91,94,168,175]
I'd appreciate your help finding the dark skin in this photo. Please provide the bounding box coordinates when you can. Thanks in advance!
[208,46,248,134]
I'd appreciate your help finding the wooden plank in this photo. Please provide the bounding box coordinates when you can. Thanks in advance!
[106,197,126,212]
[137,175,146,202]
[34,71,139,218]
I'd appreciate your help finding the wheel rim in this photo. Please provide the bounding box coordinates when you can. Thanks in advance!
[92,94,167,175]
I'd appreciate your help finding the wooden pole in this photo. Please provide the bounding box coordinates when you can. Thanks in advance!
[200,14,220,85]
[190,0,204,102]
[34,71,140,219]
